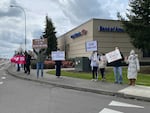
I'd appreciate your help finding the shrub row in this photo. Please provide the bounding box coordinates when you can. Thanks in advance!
[31,60,74,69]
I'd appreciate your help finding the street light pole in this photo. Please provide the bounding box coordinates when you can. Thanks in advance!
[10,5,27,51]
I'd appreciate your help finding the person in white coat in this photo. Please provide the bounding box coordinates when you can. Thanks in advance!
[89,51,100,81]
[126,50,140,86]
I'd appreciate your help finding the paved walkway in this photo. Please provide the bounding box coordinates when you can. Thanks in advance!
[7,65,150,102]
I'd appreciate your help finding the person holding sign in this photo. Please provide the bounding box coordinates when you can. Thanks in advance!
[89,51,100,81]
[55,60,62,78]
[33,48,46,78]
[54,49,63,78]
[111,47,124,84]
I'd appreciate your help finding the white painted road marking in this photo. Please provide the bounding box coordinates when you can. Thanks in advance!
[118,85,150,98]
[1,77,6,80]
[0,81,3,85]
[109,101,144,108]
[99,108,123,113]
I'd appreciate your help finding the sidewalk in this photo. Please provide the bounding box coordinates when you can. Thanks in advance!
[7,65,150,102]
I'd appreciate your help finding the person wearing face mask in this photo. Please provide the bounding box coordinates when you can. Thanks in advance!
[89,51,100,81]
[125,50,140,86]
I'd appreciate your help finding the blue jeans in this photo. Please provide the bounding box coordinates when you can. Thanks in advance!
[36,62,44,78]
[113,67,123,83]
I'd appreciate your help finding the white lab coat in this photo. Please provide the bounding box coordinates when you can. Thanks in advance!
[126,53,140,80]
[89,52,100,70]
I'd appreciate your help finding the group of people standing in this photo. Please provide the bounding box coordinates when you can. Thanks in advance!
[89,47,140,86]
[89,51,107,81]
[15,48,62,79]
[14,46,140,86]
[32,48,62,79]
[15,51,31,75]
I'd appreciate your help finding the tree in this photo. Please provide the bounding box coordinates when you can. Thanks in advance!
[42,16,57,56]
[119,0,150,53]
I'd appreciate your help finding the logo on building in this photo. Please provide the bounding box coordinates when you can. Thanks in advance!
[98,26,124,32]
[70,29,87,39]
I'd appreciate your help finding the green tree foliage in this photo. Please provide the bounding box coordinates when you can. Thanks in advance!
[119,0,150,52]
[42,16,57,56]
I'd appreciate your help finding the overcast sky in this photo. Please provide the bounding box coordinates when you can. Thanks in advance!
[0,0,129,58]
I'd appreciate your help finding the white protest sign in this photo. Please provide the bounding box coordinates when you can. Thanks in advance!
[105,49,122,63]
[85,40,97,52]
[51,51,65,61]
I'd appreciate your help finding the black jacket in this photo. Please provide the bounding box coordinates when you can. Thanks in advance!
[111,52,124,67]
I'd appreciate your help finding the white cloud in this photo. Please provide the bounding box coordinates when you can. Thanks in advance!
[0,0,129,59]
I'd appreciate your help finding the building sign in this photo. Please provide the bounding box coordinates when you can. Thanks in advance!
[32,38,47,48]
[51,51,65,61]
[85,40,97,52]
[105,49,122,63]
[98,26,124,32]
[70,29,87,39]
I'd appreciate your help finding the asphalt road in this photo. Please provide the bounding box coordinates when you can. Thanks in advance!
[0,62,150,113]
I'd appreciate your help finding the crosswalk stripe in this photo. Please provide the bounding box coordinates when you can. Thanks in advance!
[99,108,123,113]
[0,81,3,85]
[1,77,6,80]
[109,101,144,108]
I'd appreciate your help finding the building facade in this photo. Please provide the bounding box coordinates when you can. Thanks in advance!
[58,18,150,62]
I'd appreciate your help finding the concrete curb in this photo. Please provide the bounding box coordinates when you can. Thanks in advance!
[6,66,150,102]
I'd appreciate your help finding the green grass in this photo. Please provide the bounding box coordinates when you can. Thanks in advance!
[47,67,150,86]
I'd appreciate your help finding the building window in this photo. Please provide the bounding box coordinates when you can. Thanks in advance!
[143,49,150,57]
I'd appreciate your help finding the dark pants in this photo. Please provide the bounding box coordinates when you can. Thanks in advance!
[26,63,30,74]
[92,66,98,79]
[56,65,61,77]
[17,64,20,71]
[100,68,105,79]
[24,64,27,73]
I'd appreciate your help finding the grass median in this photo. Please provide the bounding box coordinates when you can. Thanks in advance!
[47,67,150,86]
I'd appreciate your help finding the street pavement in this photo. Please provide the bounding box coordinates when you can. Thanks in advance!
[7,64,150,102]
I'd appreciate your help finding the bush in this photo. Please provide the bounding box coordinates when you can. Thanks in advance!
[31,60,74,69]
[44,60,55,69]
[62,60,74,68]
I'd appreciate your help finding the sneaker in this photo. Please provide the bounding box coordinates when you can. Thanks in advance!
[94,79,98,82]
[102,78,105,81]
[114,81,118,84]
[119,82,123,84]
[56,76,62,78]
[91,79,94,81]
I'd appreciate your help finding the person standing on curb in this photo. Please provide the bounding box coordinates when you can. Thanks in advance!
[55,49,62,78]
[55,60,62,78]
[125,50,140,86]
[99,53,107,81]
[33,48,46,78]
[25,51,32,75]
[89,51,100,81]
[16,52,21,72]
[111,47,124,84]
